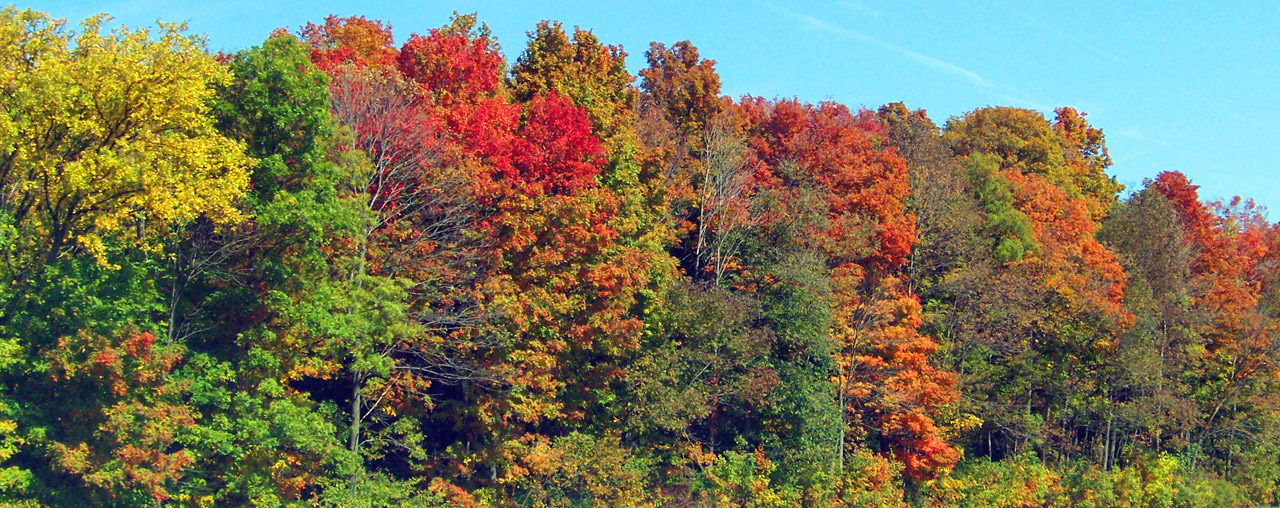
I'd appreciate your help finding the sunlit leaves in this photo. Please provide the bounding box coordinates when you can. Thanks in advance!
[299,15,397,70]
[640,40,723,135]
[1,5,1275,506]
[0,8,251,266]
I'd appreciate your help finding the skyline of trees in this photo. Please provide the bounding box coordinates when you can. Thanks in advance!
[0,6,1276,507]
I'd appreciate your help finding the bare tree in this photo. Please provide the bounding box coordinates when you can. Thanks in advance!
[328,65,495,456]
[694,114,758,286]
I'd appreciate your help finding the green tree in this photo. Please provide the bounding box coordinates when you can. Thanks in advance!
[179,34,366,504]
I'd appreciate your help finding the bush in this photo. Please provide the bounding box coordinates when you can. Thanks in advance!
[920,452,1061,508]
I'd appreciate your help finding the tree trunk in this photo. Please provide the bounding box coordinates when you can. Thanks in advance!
[838,377,846,473]
[1104,412,1113,470]
[350,368,362,453]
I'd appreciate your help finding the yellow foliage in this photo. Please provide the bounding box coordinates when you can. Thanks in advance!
[0,7,250,265]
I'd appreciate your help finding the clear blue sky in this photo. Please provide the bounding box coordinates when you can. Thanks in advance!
[30,1,1280,214]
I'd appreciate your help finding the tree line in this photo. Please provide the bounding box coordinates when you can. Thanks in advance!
[0,7,1277,507]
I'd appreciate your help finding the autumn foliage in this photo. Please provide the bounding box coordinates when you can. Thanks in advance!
[0,6,1276,508]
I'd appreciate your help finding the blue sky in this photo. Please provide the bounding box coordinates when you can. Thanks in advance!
[31,0,1280,213]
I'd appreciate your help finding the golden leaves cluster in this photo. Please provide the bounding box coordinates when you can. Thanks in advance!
[0,7,250,264]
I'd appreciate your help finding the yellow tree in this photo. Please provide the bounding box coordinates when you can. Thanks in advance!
[0,7,250,268]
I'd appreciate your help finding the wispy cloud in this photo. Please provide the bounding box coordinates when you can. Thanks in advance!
[775,4,991,88]
[768,3,1054,111]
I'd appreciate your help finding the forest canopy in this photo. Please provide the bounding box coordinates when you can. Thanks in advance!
[0,6,1276,507]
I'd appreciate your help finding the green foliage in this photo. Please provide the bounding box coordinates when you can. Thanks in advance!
[213,34,334,204]
[698,448,798,508]
[173,29,374,505]
[178,354,354,505]
[963,154,1037,263]
[316,471,447,508]
[1055,454,1264,508]
[920,454,1262,508]
[921,453,1060,508]
[485,432,655,508]
[755,251,841,488]
[626,280,776,450]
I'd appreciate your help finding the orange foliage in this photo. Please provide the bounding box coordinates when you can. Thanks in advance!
[743,98,915,271]
[299,15,398,70]
[390,21,651,442]
[639,40,723,134]
[45,329,193,502]
[740,97,958,479]
[1053,107,1117,220]
[1154,171,1274,354]
[1003,168,1129,323]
